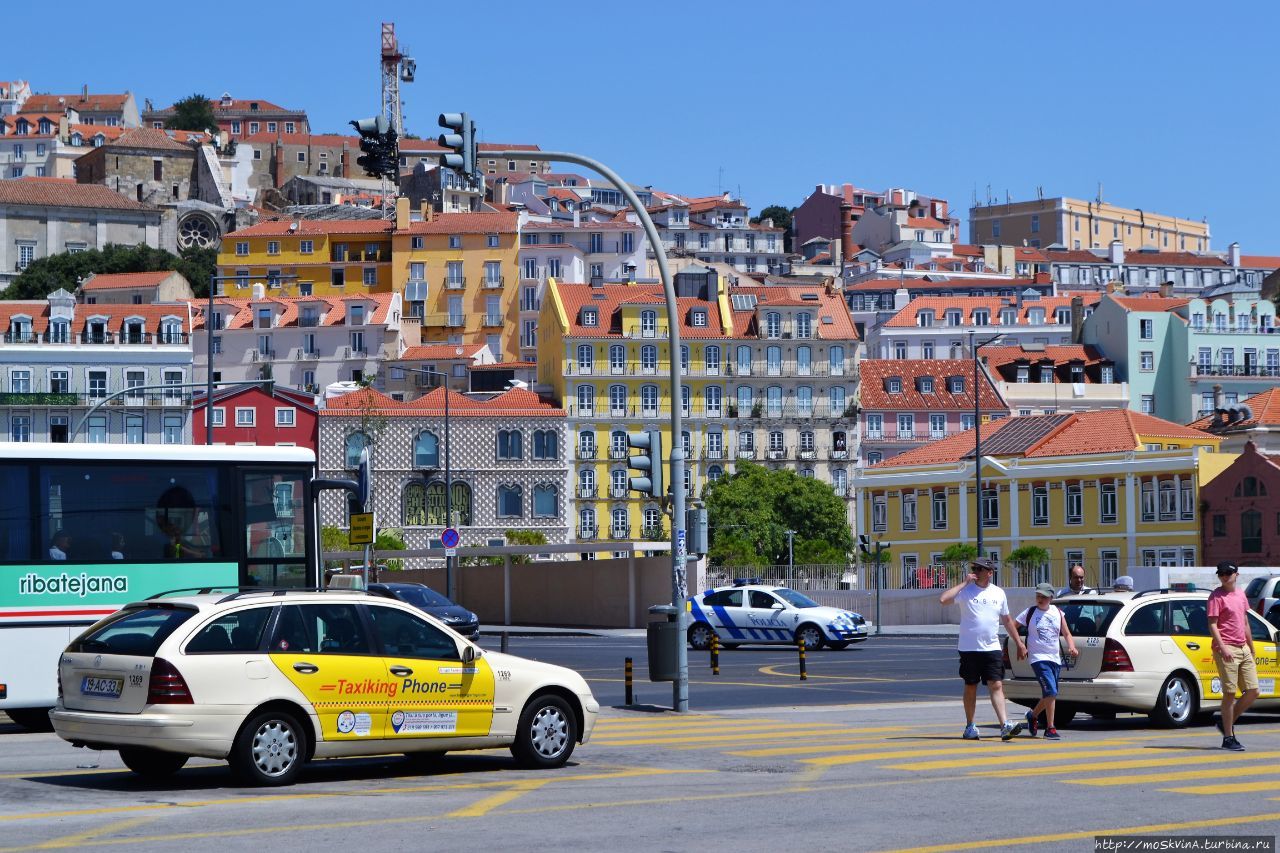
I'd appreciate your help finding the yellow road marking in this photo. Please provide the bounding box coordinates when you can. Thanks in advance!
[757,664,897,681]
[1163,780,1280,795]
[879,745,1191,771]
[30,817,157,850]
[589,720,831,738]
[445,779,551,817]
[590,727,857,747]
[1061,757,1280,785]
[875,811,1280,853]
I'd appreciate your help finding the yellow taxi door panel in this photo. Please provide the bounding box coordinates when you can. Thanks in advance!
[267,602,387,741]
[1169,600,1218,700]
[384,656,496,738]
[1247,612,1279,701]
[366,602,496,739]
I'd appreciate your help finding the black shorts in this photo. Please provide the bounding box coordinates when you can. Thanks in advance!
[958,650,1004,685]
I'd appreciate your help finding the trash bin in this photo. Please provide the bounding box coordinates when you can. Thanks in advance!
[646,604,680,682]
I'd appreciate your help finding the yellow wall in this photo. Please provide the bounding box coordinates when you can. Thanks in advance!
[216,232,393,297]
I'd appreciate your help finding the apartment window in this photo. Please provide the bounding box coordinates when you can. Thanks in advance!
[276,408,295,427]
[87,370,108,399]
[795,313,812,338]
[1180,479,1194,521]
[10,415,31,443]
[267,241,280,255]
[1140,395,1154,414]
[496,430,523,460]
[765,312,781,339]
[235,408,255,427]
[897,414,914,438]
[1139,318,1153,340]
[1140,352,1153,372]
[299,240,313,254]
[929,413,945,438]
[497,485,523,518]
[1100,481,1117,523]
[1141,480,1156,522]
[1066,483,1083,524]
[902,492,917,531]
[932,491,948,529]
[1032,485,1049,526]
[872,495,887,532]
[866,414,883,439]
[449,235,462,249]
[1030,214,1039,234]
[210,408,225,427]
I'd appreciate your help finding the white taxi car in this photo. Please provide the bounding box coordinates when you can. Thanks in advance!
[686,580,870,650]
[1005,587,1280,728]
[51,589,599,785]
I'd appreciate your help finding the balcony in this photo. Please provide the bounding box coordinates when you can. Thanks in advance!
[445,314,465,328]
[703,449,723,460]
[483,276,504,289]
[300,349,320,360]
[1192,324,1279,335]
[829,448,849,459]
[250,349,276,362]
[609,526,631,540]
[578,485,596,498]
[1191,363,1280,378]
[609,447,627,460]
[444,276,466,290]
[0,391,79,406]
[737,448,757,460]
[610,486,629,498]
[798,449,816,460]
[578,527,597,540]
[482,314,504,327]
[577,445,597,459]
[766,448,788,460]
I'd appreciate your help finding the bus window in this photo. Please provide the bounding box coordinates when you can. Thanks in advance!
[0,466,32,561]
[244,469,309,589]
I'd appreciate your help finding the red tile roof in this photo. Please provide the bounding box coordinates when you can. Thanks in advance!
[397,344,488,361]
[0,301,189,336]
[874,409,1218,468]
[905,216,948,229]
[979,345,1111,382]
[100,127,197,153]
[153,98,300,116]
[80,271,176,291]
[859,359,1004,412]
[1042,247,1112,264]
[189,293,396,331]
[1121,251,1228,268]
[1188,388,1280,431]
[321,386,562,418]
[226,219,392,238]
[881,293,1100,327]
[239,132,356,148]
[1108,294,1191,313]
[846,274,1051,293]
[21,93,130,113]
[686,195,747,214]
[396,211,518,235]
[0,177,155,211]
[1240,255,1280,270]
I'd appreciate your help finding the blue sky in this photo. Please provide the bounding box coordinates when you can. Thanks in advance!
[10,1,1278,250]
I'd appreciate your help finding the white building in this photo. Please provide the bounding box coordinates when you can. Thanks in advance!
[649,194,788,277]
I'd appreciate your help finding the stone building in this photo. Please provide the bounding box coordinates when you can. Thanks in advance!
[74,127,198,206]
[316,386,571,554]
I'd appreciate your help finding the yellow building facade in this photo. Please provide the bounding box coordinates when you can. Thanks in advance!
[391,202,522,361]
[217,219,394,298]
[968,197,1211,253]
[854,410,1230,589]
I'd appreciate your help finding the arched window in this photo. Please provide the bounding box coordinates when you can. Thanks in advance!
[830,387,847,417]
[832,468,847,494]
[705,386,722,417]
[707,465,723,482]
[766,386,783,418]
[643,506,662,535]
[579,507,596,537]
[403,482,427,525]
[680,345,689,374]
[829,345,845,375]
[533,429,558,460]
[641,385,659,416]
[496,429,523,460]
[795,312,812,338]
[640,310,657,337]
[344,432,369,468]
[609,384,628,415]
[611,507,630,537]
[160,319,184,344]
[609,344,625,373]
[681,385,691,416]
[1236,476,1266,497]
[578,430,596,458]
[49,319,70,343]
[736,386,752,414]
[533,485,558,517]
[1140,480,1156,522]
[413,431,439,468]
[576,384,594,416]
[1158,479,1176,520]
[768,430,785,452]
[611,430,627,458]
[497,485,523,517]
[451,482,472,525]
[765,312,781,339]
[578,468,595,495]
[576,344,594,372]
[736,345,752,374]
[424,481,447,525]
[796,345,811,375]
[799,430,815,451]
[640,345,657,372]
[705,345,721,373]
[611,468,628,496]
[796,386,813,417]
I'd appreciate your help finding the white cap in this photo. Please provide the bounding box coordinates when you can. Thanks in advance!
[1112,575,1134,591]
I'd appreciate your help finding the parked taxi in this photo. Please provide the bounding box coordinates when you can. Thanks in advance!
[51,589,598,785]
[1004,587,1280,727]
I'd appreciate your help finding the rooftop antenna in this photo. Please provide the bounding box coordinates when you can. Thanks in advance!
[1096,182,1103,204]
[1036,185,1044,201]
[717,165,723,195]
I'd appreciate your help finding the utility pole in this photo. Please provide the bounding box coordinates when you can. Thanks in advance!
[969,330,1003,559]
[786,529,794,585]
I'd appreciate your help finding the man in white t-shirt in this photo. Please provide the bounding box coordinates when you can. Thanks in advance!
[1016,582,1079,740]
[941,557,1028,741]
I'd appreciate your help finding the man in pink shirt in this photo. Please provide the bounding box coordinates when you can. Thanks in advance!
[1207,561,1258,751]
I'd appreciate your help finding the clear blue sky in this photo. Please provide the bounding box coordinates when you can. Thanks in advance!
[10,1,1278,250]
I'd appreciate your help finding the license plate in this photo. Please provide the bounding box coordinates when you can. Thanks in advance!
[81,676,123,699]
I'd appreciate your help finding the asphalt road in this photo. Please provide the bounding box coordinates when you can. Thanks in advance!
[484,633,961,711]
[6,700,1280,852]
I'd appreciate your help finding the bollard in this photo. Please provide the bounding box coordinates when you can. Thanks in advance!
[798,637,807,681]
[624,657,634,705]
[500,631,509,654]
[710,632,720,676]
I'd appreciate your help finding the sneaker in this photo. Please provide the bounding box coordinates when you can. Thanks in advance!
[1214,713,1225,736]
[1001,721,1025,741]
[963,723,980,740]
[1025,710,1038,738]
[1222,736,1245,752]
[1044,728,1061,740]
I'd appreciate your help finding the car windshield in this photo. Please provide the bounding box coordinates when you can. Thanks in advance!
[395,586,452,609]
[774,588,820,608]
[68,604,197,656]
[1058,601,1122,637]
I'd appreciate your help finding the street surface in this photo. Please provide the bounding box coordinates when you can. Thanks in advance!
[4,636,1280,851]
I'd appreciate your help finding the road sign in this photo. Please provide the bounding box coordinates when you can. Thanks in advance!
[440,527,460,549]
[349,512,374,545]
[445,547,457,558]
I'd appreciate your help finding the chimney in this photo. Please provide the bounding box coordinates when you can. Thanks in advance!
[1070,295,1084,342]
[573,208,580,228]
[840,199,855,260]
[1229,241,1241,267]
[81,83,88,102]
[273,143,284,188]
[395,196,409,230]
[1213,383,1224,411]
[340,142,350,178]
[1108,240,1124,264]
[58,115,68,140]
[1159,281,1173,298]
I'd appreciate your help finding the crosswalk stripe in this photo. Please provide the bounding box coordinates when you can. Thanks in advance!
[972,750,1280,779]
[592,727,857,747]
[873,745,1167,771]
[1064,763,1280,787]
[1162,780,1280,795]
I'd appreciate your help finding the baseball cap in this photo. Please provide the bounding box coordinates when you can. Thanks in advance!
[971,557,998,571]
[1034,582,1055,598]
[1216,561,1239,576]
[1112,575,1134,590]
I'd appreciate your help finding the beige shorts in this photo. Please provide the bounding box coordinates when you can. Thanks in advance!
[1215,644,1259,696]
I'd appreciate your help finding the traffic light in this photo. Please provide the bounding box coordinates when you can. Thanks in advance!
[627,429,664,498]
[858,533,871,557]
[437,112,476,186]
[350,116,398,179]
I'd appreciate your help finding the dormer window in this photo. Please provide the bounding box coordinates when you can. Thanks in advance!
[764,312,781,339]
[972,309,989,326]
[581,308,598,327]
[691,308,707,327]
[974,260,985,272]
[1040,366,1054,383]
[14,119,28,135]
[1028,308,1045,325]
[1016,366,1029,383]
[349,305,366,326]
[1055,308,1071,324]
[1101,364,1114,383]
[946,310,962,326]
[949,376,965,394]
[1070,365,1084,382]
[916,310,934,328]
[38,119,51,135]
[1000,308,1016,325]
[918,376,934,393]
[885,377,902,394]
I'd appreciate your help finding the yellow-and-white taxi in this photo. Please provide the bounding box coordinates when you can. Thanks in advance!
[51,589,599,785]
[1005,587,1280,728]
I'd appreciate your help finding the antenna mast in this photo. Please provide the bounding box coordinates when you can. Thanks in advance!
[380,22,415,138]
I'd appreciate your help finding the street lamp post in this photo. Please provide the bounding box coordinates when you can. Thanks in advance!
[395,365,454,600]
[969,330,1004,558]
[483,147,690,713]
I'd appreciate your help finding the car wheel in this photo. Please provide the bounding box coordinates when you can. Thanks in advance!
[795,624,825,651]
[687,622,715,651]
[826,641,851,651]
[4,707,53,732]
[511,694,577,769]
[1052,703,1078,727]
[231,709,306,786]
[119,748,188,778]
[1150,672,1198,728]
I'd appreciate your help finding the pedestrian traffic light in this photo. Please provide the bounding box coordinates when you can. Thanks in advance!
[627,429,664,498]
[350,116,398,179]
[437,112,476,186]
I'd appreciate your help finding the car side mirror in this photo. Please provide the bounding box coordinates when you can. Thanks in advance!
[462,645,481,663]
[772,603,785,610]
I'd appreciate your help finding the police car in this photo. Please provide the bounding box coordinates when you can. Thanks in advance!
[686,580,870,650]
[1005,586,1280,728]
[50,589,598,785]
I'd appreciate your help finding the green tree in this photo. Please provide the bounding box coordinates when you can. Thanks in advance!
[166,93,218,133]
[751,204,795,252]
[1008,545,1050,565]
[2,243,216,300]
[504,529,548,565]
[941,543,978,563]
[703,463,851,566]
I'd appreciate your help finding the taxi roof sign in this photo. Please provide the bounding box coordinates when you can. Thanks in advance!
[349,512,374,545]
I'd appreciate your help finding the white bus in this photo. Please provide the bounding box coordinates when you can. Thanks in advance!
[0,443,319,730]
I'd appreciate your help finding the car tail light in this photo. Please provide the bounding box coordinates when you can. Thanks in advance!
[1101,638,1133,672]
[147,658,193,705]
